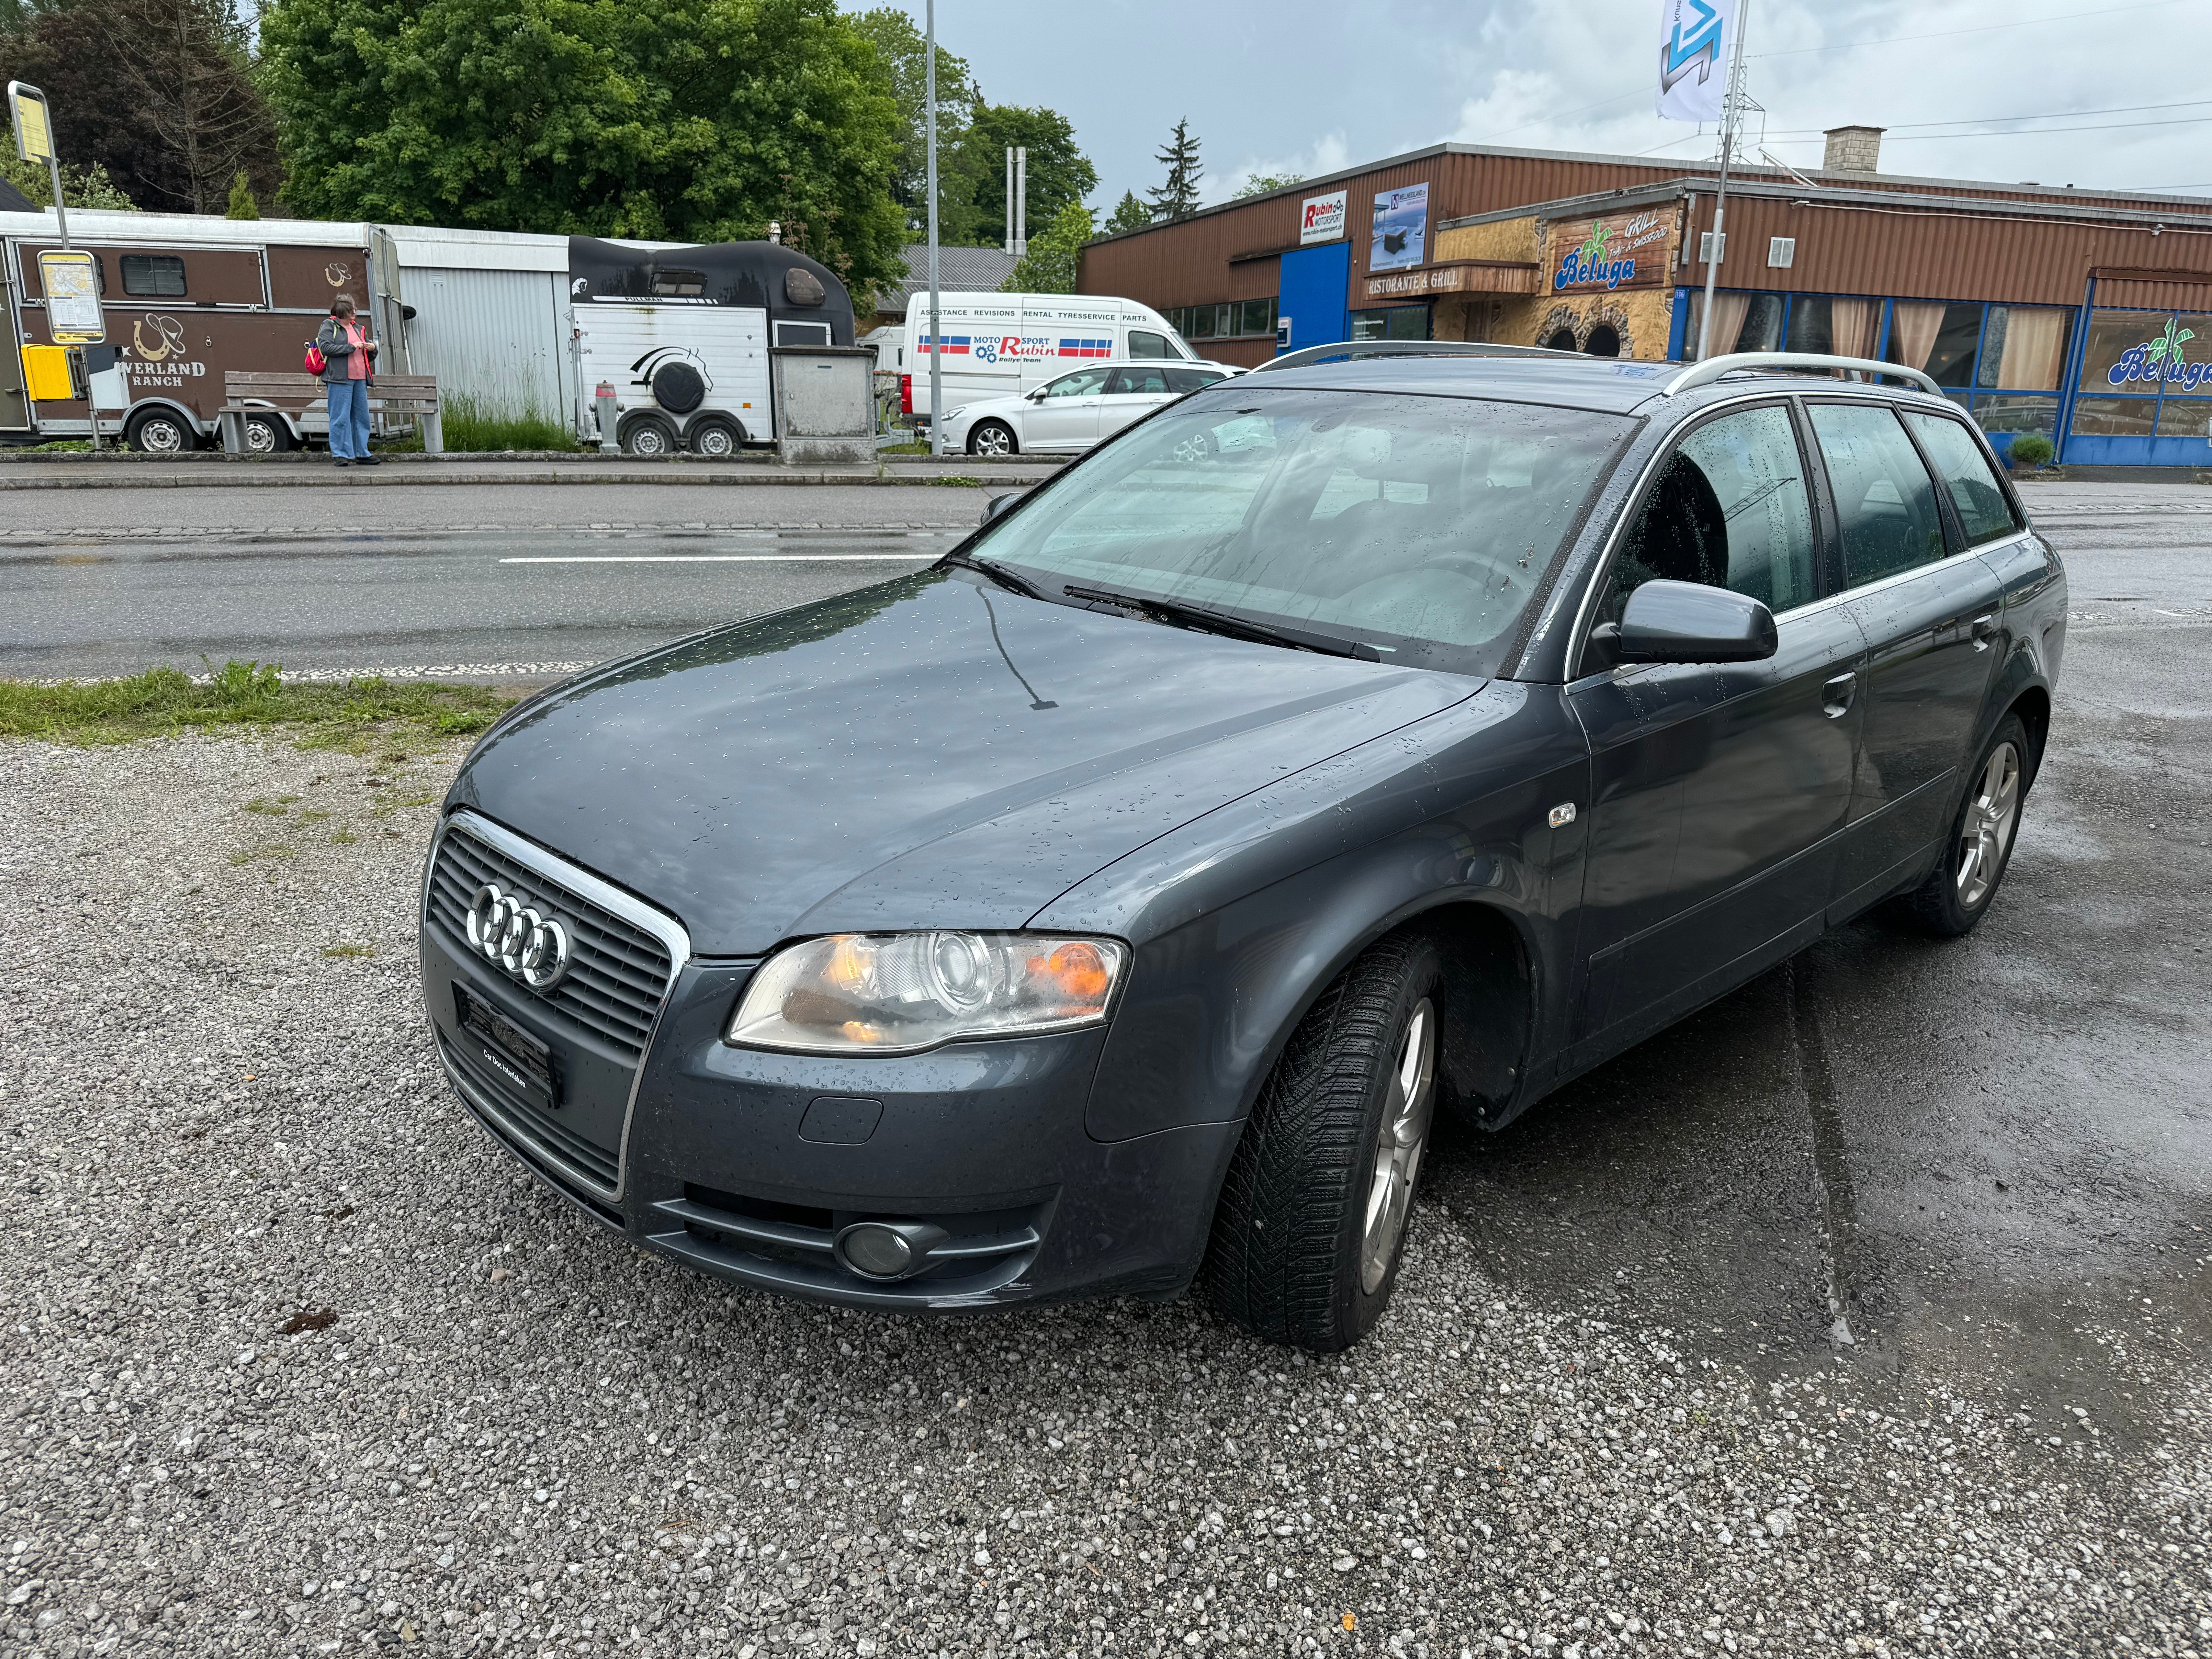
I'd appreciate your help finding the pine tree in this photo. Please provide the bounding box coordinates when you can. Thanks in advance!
[1103,189,1151,236]
[225,168,259,218]
[1145,118,1202,222]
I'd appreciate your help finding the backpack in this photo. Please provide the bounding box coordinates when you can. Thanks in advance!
[304,340,326,375]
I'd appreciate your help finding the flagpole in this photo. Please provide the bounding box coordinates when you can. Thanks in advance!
[925,0,944,458]
[1695,0,1752,362]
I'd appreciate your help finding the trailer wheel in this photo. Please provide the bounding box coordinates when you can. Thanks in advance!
[620,414,678,458]
[125,409,194,455]
[687,416,743,458]
[242,414,292,455]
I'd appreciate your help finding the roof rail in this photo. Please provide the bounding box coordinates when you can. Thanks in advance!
[1659,352,1944,398]
[1249,340,1583,375]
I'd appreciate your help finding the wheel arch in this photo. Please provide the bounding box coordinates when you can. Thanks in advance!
[2006,684,2051,787]
[122,398,206,443]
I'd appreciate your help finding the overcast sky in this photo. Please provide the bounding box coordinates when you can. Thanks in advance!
[850,0,2212,212]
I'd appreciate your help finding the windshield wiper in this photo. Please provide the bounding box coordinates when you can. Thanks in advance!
[1062,583,1381,661]
[938,550,1051,600]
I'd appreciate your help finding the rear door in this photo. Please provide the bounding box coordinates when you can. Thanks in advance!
[1568,399,1865,1056]
[1022,365,1111,449]
[1808,400,2011,917]
[1097,364,1175,439]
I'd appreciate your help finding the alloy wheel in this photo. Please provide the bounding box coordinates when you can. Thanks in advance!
[970,424,1013,457]
[1956,741,2021,909]
[1360,997,1436,1293]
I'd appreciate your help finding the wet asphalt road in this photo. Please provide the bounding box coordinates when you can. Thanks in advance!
[0,484,985,682]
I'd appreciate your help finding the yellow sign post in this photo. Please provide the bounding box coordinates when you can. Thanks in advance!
[38,250,103,344]
[10,81,111,445]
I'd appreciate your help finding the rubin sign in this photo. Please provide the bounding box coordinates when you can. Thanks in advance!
[1300,189,1348,246]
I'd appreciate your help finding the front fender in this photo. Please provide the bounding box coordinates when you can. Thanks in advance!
[1032,682,1591,1142]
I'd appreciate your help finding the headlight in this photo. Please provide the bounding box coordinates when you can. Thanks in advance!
[726,931,1127,1055]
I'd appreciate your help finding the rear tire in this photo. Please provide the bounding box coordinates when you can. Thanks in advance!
[967,420,1017,457]
[242,414,291,455]
[1206,933,1446,1351]
[687,416,742,457]
[1899,714,2029,938]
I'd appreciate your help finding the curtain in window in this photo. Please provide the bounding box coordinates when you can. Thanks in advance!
[1830,297,1880,361]
[1996,308,2068,391]
[1888,302,1947,371]
[1697,291,1752,359]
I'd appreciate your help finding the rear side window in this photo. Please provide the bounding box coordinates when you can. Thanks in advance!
[1107,366,1172,395]
[1604,403,1819,624]
[1126,329,1180,359]
[1165,367,1227,392]
[1808,403,1949,588]
[1902,410,2017,547]
[120,254,185,297]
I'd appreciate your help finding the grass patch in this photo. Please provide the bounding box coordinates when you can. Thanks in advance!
[0,659,516,749]
[376,393,582,455]
[928,474,984,488]
[330,828,359,845]
[321,942,375,959]
[228,843,297,866]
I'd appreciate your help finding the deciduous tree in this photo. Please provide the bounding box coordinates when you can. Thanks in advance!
[261,0,907,299]
[1001,200,1092,294]
[955,103,1096,248]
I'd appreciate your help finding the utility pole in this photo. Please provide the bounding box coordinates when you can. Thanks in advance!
[1695,0,1752,362]
[925,0,943,457]
[1013,147,1028,258]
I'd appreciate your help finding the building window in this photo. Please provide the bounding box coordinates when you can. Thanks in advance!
[1683,290,1783,356]
[2065,309,2212,445]
[1165,299,1278,340]
[120,254,185,297]
[1349,305,1429,342]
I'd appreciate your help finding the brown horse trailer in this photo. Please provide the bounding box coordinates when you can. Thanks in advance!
[0,211,408,452]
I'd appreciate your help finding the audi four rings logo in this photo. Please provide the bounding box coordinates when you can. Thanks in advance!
[465,884,572,991]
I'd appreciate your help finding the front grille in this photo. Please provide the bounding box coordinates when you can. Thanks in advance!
[428,825,674,1061]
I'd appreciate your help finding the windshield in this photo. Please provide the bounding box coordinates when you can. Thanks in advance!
[969,388,1634,675]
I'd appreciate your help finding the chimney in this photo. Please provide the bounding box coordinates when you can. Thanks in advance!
[1822,126,1884,174]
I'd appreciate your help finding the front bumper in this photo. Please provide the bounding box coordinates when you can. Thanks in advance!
[421,819,1238,1311]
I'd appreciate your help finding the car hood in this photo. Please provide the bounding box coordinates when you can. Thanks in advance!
[452,570,1481,957]
[945,393,1025,428]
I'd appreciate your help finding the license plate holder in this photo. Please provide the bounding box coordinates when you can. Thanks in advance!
[454,984,560,1112]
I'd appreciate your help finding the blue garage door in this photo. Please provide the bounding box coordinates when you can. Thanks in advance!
[1277,243,1351,356]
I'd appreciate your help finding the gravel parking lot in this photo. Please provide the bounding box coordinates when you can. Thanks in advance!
[4,508,2210,1658]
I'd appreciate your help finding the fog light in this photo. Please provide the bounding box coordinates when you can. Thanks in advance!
[834,1221,948,1281]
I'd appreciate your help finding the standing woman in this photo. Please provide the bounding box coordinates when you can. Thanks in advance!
[314,295,381,467]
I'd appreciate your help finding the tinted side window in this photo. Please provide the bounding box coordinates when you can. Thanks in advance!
[1901,410,2017,547]
[120,254,185,297]
[1808,403,1949,587]
[1108,366,1171,395]
[1604,404,1818,625]
[1165,367,1227,392]
[1126,329,1178,359]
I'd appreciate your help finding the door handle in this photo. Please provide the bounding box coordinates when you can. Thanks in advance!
[1821,672,1857,718]
[1970,613,1999,649]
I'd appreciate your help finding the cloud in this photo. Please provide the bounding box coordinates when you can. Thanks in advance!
[1206,133,1352,206]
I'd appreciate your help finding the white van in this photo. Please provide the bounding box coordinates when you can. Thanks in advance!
[897,293,1196,424]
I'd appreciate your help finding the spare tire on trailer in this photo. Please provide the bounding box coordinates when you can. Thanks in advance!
[651,361,705,414]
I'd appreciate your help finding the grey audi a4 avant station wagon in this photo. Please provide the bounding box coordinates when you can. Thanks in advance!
[421,345,2064,1351]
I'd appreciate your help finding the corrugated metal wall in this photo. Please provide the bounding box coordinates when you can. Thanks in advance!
[395,266,575,426]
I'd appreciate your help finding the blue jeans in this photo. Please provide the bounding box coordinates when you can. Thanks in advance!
[327,376,371,459]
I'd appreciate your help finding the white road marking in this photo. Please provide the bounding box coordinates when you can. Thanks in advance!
[498,553,942,565]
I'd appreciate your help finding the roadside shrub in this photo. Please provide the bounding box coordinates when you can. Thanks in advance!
[378,393,581,454]
[0,660,513,748]
[2008,432,2055,469]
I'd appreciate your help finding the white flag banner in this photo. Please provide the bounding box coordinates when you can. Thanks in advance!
[1656,0,1735,123]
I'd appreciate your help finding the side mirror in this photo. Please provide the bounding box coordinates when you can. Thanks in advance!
[979,491,1023,526]
[1025,387,1048,402]
[1593,579,1777,665]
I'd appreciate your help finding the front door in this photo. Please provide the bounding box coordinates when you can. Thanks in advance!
[1568,400,1865,1055]
[1808,400,2011,915]
[1023,365,1109,450]
[0,281,27,431]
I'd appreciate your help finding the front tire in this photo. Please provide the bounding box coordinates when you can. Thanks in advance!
[1899,713,2029,937]
[621,415,678,458]
[967,420,1017,457]
[1206,933,1445,1351]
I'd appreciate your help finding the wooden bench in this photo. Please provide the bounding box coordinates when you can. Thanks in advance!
[218,371,445,455]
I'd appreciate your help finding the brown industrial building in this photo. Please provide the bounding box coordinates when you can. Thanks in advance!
[1077,131,2212,467]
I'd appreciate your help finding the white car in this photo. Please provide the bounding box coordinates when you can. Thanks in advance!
[942,360,1240,456]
